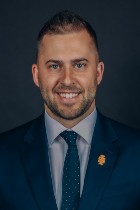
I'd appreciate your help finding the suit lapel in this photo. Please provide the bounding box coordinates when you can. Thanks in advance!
[19,111,119,210]
[20,114,58,210]
[79,112,119,210]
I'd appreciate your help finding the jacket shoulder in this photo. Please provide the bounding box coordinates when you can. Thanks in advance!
[0,114,44,147]
[99,112,140,141]
[109,117,140,137]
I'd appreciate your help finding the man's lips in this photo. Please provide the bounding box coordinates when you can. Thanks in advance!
[58,92,79,99]
[55,88,81,99]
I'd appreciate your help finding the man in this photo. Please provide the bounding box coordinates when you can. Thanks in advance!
[0,10,140,210]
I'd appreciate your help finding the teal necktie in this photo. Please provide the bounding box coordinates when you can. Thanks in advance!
[60,131,80,210]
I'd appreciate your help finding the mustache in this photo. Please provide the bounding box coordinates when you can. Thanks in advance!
[54,84,83,93]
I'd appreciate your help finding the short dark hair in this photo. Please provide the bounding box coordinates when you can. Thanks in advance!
[37,10,99,59]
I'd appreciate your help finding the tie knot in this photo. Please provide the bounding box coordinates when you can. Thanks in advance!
[60,131,78,146]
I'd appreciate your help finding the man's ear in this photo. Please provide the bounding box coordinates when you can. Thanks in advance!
[32,64,39,87]
[97,62,104,85]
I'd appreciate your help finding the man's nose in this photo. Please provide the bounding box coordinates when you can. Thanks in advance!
[61,68,74,85]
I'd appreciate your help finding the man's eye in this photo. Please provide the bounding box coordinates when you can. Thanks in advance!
[50,64,59,69]
[75,63,85,69]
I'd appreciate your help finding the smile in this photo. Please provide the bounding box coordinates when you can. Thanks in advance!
[59,93,78,99]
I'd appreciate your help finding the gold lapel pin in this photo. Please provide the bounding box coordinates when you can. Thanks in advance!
[98,154,106,166]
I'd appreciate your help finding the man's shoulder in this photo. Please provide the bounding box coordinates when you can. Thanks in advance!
[0,113,44,146]
[99,111,140,141]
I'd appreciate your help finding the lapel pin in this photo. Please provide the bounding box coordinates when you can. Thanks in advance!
[98,154,106,166]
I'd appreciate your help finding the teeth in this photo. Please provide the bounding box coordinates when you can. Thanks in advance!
[60,93,78,98]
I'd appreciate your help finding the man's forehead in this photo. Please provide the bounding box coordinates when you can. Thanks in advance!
[37,30,99,61]
[40,30,93,45]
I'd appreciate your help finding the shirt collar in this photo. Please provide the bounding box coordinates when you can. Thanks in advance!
[44,108,97,146]
[72,108,97,145]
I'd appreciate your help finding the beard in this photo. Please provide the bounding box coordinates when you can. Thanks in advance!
[39,82,97,120]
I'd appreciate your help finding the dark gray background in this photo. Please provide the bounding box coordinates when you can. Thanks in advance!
[0,0,140,132]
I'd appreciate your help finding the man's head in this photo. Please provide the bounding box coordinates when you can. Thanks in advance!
[32,10,104,128]
[36,10,99,61]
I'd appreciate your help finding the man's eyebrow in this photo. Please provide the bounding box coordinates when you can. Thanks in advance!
[71,58,89,63]
[45,58,89,65]
[45,59,63,65]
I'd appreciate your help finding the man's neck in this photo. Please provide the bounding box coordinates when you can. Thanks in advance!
[44,102,95,128]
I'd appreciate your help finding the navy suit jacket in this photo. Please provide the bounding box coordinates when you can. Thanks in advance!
[0,111,140,210]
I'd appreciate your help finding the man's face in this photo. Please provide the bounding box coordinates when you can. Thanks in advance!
[32,30,104,124]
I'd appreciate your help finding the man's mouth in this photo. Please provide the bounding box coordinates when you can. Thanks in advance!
[59,93,79,99]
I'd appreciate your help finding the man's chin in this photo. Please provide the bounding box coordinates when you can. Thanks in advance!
[53,110,81,120]
[44,98,94,120]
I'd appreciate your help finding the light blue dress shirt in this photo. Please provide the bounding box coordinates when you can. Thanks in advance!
[44,108,97,210]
